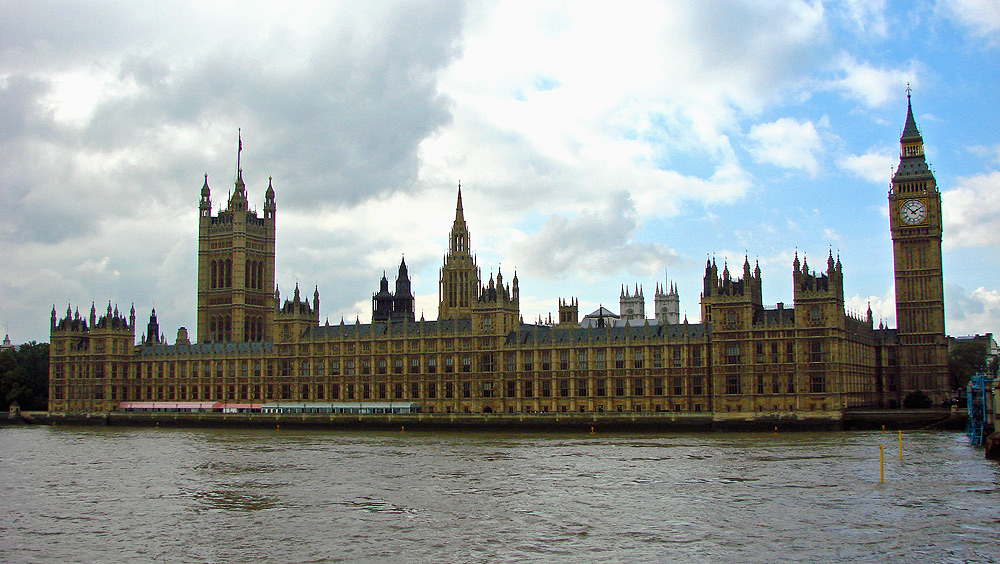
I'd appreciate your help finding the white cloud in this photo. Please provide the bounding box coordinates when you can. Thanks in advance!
[1,1,997,345]
[969,143,1000,166]
[839,150,895,183]
[510,192,679,281]
[944,0,1000,42]
[846,286,896,328]
[748,118,824,176]
[76,256,120,277]
[838,0,888,38]
[421,0,831,221]
[942,171,1000,250]
[946,284,1000,336]
[832,55,917,107]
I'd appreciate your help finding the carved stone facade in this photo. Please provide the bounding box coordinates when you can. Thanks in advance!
[197,169,276,343]
[887,93,949,403]
[47,100,951,415]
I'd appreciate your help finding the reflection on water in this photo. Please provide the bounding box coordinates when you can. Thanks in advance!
[194,489,279,512]
[1,426,999,563]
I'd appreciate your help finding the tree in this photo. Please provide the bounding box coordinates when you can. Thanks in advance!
[0,341,49,411]
[903,390,932,409]
[948,339,987,391]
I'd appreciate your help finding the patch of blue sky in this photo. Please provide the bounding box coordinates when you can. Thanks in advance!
[639,113,720,178]
[532,75,561,92]
[512,76,563,101]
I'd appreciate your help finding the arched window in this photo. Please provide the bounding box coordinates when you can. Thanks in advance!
[225,260,233,288]
[211,260,217,289]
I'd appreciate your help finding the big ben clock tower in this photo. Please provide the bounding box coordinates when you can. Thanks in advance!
[889,91,949,404]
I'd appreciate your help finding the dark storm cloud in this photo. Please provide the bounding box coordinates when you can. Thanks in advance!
[0,1,466,245]
[0,1,467,342]
[0,74,51,141]
[246,6,464,208]
[75,2,465,206]
[0,1,149,68]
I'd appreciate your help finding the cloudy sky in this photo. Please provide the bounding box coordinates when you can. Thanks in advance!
[2,0,999,344]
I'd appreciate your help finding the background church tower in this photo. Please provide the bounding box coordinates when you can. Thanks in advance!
[438,185,480,320]
[197,134,277,342]
[654,270,680,325]
[619,284,645,322]
[888,92,948,403]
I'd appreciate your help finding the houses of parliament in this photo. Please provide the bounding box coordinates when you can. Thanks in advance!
[47,97,949,417]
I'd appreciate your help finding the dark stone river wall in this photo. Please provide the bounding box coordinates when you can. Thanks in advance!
[4,409,966,433]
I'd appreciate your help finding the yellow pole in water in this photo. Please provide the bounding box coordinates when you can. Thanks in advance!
[880,445,885,483]
[401,425,405,432]
[590,426,594,434]
[898,430,903,461]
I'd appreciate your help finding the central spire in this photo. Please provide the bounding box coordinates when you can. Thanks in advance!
[455,181,465,223]
[439,182,481,321]
[449,182,470,255]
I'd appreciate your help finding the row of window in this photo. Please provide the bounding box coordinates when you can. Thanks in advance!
[58,339,838,380]
[725,373,825,394]
[208,258,267,290]
[724,341,825,364]
[57,362,829,396]
[68,376,715,403]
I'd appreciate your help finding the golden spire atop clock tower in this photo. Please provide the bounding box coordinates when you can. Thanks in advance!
[888,91,948,403]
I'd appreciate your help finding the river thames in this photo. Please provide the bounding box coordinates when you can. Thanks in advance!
[1,426,997,563]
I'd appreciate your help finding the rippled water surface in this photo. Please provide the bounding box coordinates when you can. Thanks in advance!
[1,426,998,563]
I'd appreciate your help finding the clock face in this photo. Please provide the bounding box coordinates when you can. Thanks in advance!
[900,199,927,225]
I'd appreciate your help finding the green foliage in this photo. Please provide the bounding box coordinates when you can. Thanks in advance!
[0,342,49,411]
[903,390,932,409]
[948,339,988,390]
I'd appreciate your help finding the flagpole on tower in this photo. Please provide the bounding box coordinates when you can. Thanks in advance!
[237,128,242,174]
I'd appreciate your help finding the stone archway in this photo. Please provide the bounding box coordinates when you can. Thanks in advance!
[482,406,493,414]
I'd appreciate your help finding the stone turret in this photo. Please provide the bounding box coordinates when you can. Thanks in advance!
[558,297,579,327]
[472,267,520,334]
[700,256,763,329]
[275,283,320,343]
